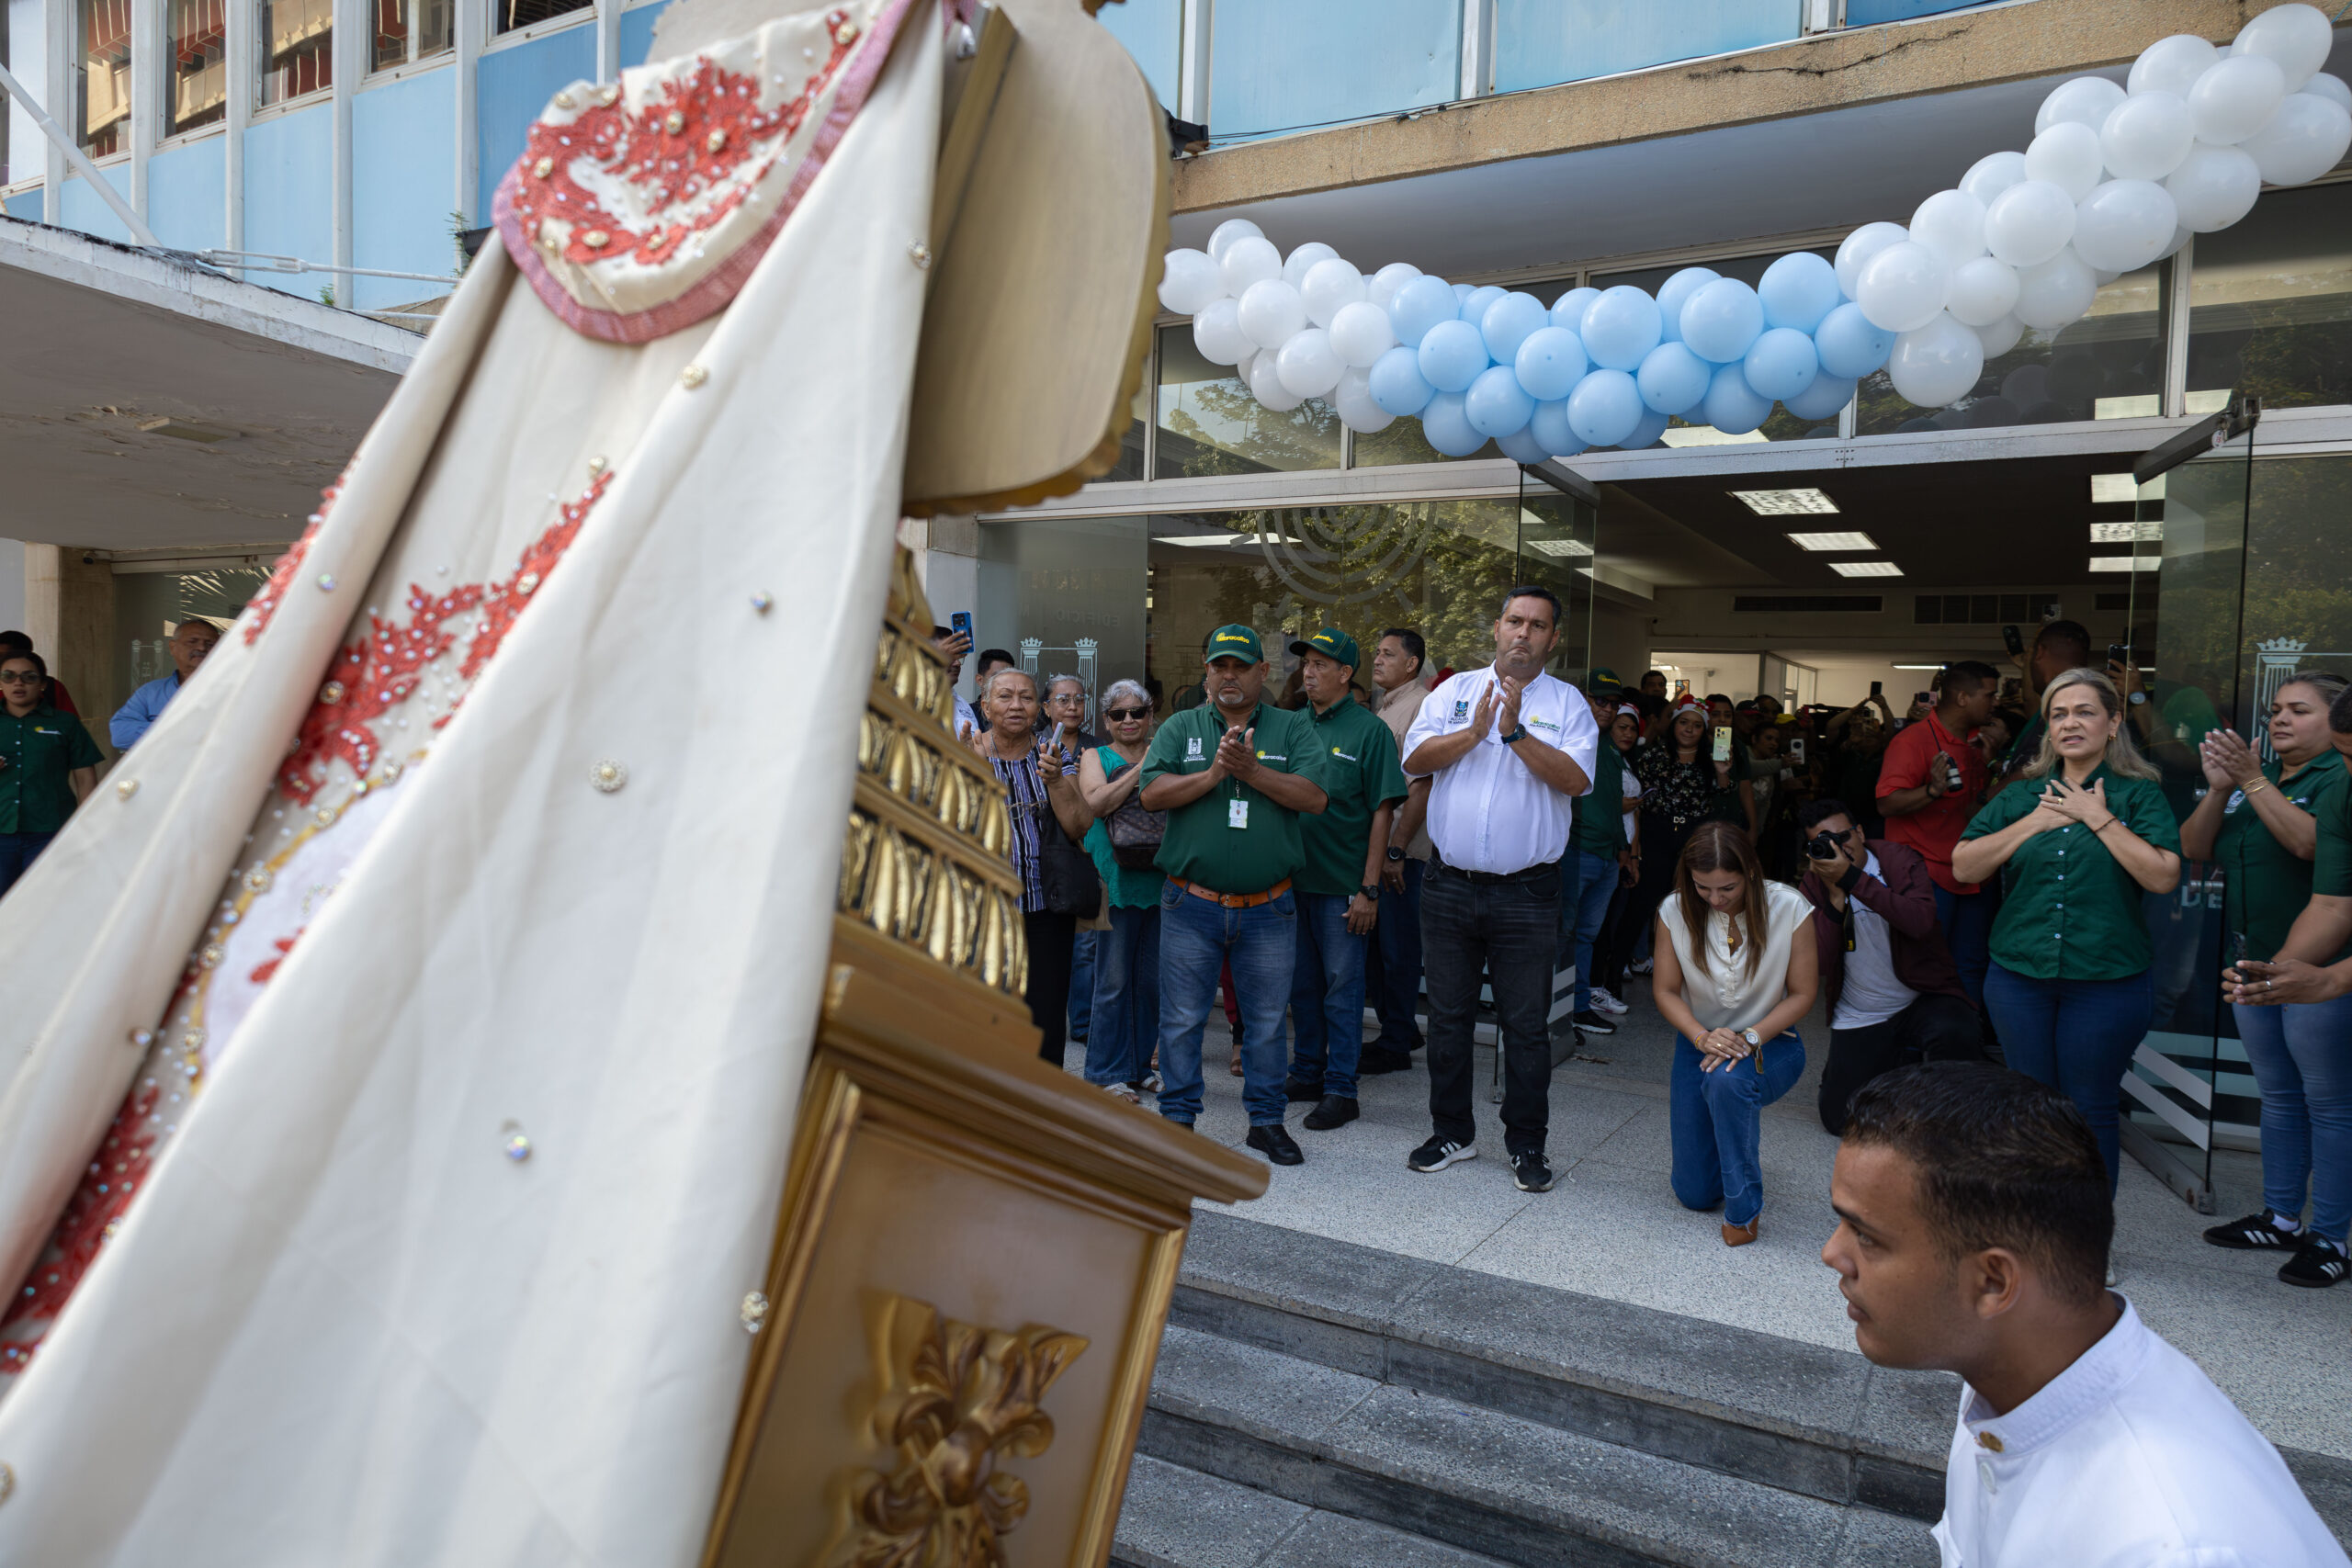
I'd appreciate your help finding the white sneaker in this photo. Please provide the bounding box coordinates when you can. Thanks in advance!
[1589,987,1628,1016]
[1630,957,1654,976]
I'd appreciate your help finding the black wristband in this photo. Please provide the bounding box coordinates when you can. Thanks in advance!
[1499,727,1528,744]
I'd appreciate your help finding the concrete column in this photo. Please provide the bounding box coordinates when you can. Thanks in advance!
[128,0,157,218]
[453,0,480,222]
[23,543,118,750]
[0,540,26,631]
[223,0,251,267]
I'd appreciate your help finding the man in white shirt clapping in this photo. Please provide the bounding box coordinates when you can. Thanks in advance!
[1824,1061,2347,1568]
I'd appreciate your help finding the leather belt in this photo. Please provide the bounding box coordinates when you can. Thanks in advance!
[1175,876,1292,908]
[1430,858,1554,886]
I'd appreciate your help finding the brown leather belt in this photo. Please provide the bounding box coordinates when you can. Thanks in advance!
[1174,876,1292,908]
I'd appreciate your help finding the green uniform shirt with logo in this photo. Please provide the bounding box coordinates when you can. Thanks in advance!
[1141,700,1321,895]
[2215,750,2350,964]
[1295,694,1408,896]
[1961,763,2181,981]
[1573,740,1628,857]
[0,705,104,834]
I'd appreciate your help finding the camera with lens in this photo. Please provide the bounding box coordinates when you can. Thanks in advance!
[1805,829,1846,862]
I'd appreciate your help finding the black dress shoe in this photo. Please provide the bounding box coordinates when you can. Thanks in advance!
[1358,1045,1414,1075]
[1303,1095,1359,1130]
[1283,1077,1325,1103]
[1247,1124,1305,1165]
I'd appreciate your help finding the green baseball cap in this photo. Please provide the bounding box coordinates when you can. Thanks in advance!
[1588,665,1623,696]
[1204,624,1264,663]
[1288,626,1361,671]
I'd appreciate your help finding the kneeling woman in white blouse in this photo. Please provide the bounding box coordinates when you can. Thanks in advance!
[1652,821,1820,1247]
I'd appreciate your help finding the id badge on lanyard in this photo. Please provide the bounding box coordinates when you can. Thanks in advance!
[1228,797,1250,829]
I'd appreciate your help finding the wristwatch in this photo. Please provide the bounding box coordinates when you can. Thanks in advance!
[1359,883,1381,900]
[1740,1027,1762,1048]
[1499,727,1529,744]
[2128,690,2147,705]
[1385,845,1407,862]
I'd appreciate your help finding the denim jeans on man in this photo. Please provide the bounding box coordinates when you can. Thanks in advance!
[1670,1031,1804,1227]
[1364,859,1426,1047]
[1068,929,1099,1043]
[1157,883,1295,1127]
[1423,862,1560,1156]
[2234,995,2352,1243]
[1561,849,1618,1013]
[1289,893,1368,1099]
[1933,885,1995,1011]
[1984,962,2153,1192]
[0,830,57,897]
[1082,906,1160,1089]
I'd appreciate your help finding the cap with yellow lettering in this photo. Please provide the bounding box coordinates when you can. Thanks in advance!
[1205,624,1264,663]
[1287,627,1361,671]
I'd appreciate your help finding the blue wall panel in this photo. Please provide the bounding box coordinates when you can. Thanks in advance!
[244,102,334,297]
[1209,0,1457,142]
[1097,0,1180,113]
[147,135,228,253]
[620,0,670,67]
[1845,0,1996,22]
[4,190,41,222]
[478,24,598,220]
[58,163,135,243]
[355,68,459,310]
[1495,0,1801,95]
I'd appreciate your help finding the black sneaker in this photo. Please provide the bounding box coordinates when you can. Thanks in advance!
[1283,1077,1325,1104]
[2203,1209,2303,1250]
[1569,1010,1616,1035]
[1407,1135,1476,1173]
[1510,1150,1555,1192]
[1303,1095,1359,1131]
[1247,1124,1305,1166]
[2279,1236,2348,1289]
[1358,1044,1414,1075]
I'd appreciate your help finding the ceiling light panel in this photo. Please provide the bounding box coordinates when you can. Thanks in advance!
[1785,530,1879,551]
[2089,556,2161,572]
[2090,473,2165,503]
[1731,488,1839,515]
[1829,560,1904,577]
[1525,537,1595,558]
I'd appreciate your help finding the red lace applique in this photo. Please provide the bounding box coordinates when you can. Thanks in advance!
[457,471,611,688]
[243,471,350,646]
[250,931,302,986]
[0,1078,163,1375]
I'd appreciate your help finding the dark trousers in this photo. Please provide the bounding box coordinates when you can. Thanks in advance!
[1606,818,1692,981]
[1365,858,1427,1047]
[1023,909,1078,1066]
[1422,862,1561,1156]
[1933,885,1996,1012]
[1817,992,1984,1134]
[0,830,57,897]
[1984,962,2154,1193]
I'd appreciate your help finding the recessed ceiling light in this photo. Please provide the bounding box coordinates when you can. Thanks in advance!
[2090,521,2164,543]
[1152,533,1252,547]
[1525,537,1594,558]
[2090,555,2161,571]
[1731,488,1838,515]
[1892,663,1951,671]
[2090,473,2165,502]
[1785,530,1878,551]
[1829,560,1904,577]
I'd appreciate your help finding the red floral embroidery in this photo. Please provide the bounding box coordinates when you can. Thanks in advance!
[250,931,302,986]
[458,472,610,688]
[243,470,350,646]
[509,11,857,269]
[0,1078,163,1375]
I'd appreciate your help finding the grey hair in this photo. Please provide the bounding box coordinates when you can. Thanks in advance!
[1102,678,1151,715]
[979,666,1037,702]
[1044,672,1086,699]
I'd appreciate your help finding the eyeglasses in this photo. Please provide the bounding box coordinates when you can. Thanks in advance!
[0,671,41,684]
[1104,707,1149,722]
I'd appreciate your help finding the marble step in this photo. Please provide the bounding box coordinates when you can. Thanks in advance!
[1112,1451,1511,1568]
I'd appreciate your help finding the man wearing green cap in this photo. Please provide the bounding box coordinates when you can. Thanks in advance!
[1283,628,1409,1132]
[1141,625,1329,1166]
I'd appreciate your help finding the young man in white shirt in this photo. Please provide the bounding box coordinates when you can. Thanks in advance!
[1400,587,1598,1195]
[1824,1062,2348,1568]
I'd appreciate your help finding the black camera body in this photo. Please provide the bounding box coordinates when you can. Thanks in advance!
[1805,830,1843,861]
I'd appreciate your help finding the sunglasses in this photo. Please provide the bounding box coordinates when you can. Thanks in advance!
[0,671,42,683]
[1104,706,1149,722]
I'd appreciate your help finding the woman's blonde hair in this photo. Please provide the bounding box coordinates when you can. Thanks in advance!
[1673,822,1770,983]
[2019,666,2157,781]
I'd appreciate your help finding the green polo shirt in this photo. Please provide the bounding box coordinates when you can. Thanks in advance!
[1573,741,1628,858]
[2213,750,2348,964]
[1962,763,2182,981]
[1295,694,1407,897]
[1141,699,1320,895]
[0,705,103,834]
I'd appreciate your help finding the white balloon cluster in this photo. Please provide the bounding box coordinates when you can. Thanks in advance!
[1155,5,2351,457]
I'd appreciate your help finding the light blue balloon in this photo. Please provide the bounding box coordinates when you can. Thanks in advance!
[1514,326,1589,401]
[1784,373,1857,422]
[1419,390,1487,457]
[1550,286,1600,332]
[1368,344,1437,416]
[1743,326,1820,402]
[1815,302,1895,379]
[1653,268,1720,344]
[1579,287,1662,372]
[1758,252,1840,333]
[1480,291,1549,365]
[1680,278,1765,365]
[1566,368,1644,447]
[1701,362,1774,435]
[1388,275,1458,349]
[1462,285,1507,324]
[1417,319,1489,394]
[1464,364,1535,437]
[1528,398,1584,457]
[1635,342,1712,415]
[1495,426,1552,464]
[1618,408,1671,449]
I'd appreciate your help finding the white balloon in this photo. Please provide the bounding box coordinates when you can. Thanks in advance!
[1958,151,2030,207]
[1984,179,2079,266]
[1275,326,1345,398]
[1192,297,1250,365]
[1219,235,1282,298]
[1281,242,1339,289]
[1909,189,1989,269]
[1888,311,1984,407]
[2305,73,2352,114]
[2037,75,2126,135]
[2164,143,2261,231]
[2237,92,2352,186]
[1366,262,1423,312]
[1247,349,1305,412]
[2129,34,2221,100]
[1299,256,1367,327]
[1328,299,1397,367]
[1205,219,1263,264]
[1159,248,1224,316]
[2025,121,2106,201]
[2159,224,2194,260]
[2100,91,2196,180]
[2073,180,2178,272]
[2231,2,2333,93]
[1946,255,2021,327]
[1331,367,1393,433]
[1855,242,1951,333]
[1974,313,2026,359]
[2188,54,2287,145]
[1236,278,1307,349]
[2013,247,2099,330]
[1834,221,1912,300]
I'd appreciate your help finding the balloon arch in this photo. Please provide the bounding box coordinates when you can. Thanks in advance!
[1157,5,2352,460]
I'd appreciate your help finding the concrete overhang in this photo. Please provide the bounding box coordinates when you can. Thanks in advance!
[0,216,420,553]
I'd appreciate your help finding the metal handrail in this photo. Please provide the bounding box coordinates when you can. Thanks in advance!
[0,60,162,247]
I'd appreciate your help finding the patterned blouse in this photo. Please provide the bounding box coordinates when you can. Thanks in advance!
[987,744,1075,913]
[1633,743,1737,833]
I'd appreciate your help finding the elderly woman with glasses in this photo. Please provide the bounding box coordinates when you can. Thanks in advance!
[1078,680,1166,1102]
[1,649,104,896]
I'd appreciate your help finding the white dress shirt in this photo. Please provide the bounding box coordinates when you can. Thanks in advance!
[1831,851,1919,1031]
[1936,1299,2348,1568]
[1657,880,1812,1032]
[1403,665,1599,874]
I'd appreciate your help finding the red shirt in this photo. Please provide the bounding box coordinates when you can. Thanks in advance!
[1876,709,1985,894]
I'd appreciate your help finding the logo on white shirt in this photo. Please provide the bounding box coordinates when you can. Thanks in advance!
[1452,699,1470,721]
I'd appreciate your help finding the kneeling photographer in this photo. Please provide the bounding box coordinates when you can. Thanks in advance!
[1795,798,1984,1134]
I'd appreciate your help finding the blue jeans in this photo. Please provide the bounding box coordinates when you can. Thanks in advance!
[1561,850,1618,1012]
[1933,885,1995,1012]
[1069,930,1099,1043]
[1424,863,1561,1156]
[1984,962,2153,1193]
[1670,1031,1805,1227]
[1366,859,1426,1047]
[1289,892,1368,1100]
[0,830,56,897]
[1083,905,1160,1088]
[2234,997,2352,1243]
[1157,883,1296,1127]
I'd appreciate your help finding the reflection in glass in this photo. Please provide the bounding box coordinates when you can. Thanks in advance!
[259,0,333,104]
[1102,378,1148,483]
[974,513,1148,720]
[2188,183,2352,414]
[1156,323,1339,477]
[372,0,454,71]
[165,0,228,134]
[79,0,132,154]
[497,0,591,35]
[1207,0,1458,145]
[1593,252,1838,446]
